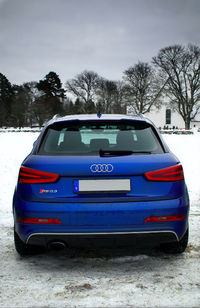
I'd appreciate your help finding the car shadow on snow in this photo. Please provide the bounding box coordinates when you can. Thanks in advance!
[16,245,181,264]
[13,246,188,285]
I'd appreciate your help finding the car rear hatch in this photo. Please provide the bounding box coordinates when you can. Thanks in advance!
[16,118,186,230]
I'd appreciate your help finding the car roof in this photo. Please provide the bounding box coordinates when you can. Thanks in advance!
[46,113,154,126]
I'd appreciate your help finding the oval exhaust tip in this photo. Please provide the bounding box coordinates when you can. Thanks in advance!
[48,241,66,251]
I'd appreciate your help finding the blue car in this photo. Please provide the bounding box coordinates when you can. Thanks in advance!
[13,114,189,255]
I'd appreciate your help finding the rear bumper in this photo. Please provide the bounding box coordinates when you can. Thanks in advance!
[27,231,178,248]
[14,195,189,247]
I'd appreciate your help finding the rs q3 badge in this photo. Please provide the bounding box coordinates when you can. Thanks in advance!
[40,189,58,194]
[90,164,114,173]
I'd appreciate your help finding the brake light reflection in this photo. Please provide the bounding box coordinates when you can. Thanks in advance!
[144,214,186,222]
[19,217,62,224]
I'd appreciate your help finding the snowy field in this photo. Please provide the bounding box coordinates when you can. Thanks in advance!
[0,131,200,308]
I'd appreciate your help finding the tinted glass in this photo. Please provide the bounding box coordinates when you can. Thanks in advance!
[37,120,164,155]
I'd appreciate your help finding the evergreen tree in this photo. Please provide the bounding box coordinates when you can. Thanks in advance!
[68,100,75,115]
[73,98,84,114]
[37,71,65,99]
[12,85,29,127]
[0,73,14,126]
[36,71,65,122]
[32,96,50,127]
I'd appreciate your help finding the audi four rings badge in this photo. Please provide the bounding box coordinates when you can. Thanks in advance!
[90,164,114,173]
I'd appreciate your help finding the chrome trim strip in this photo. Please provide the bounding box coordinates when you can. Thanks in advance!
[26,230,179,244]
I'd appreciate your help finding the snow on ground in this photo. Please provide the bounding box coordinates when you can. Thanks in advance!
[0,131,200,307]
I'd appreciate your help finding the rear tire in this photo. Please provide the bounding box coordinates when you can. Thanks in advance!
[14,229,44,256]
[160,228,188,254]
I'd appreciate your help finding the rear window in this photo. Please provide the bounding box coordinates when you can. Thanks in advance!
[37,120,164,155]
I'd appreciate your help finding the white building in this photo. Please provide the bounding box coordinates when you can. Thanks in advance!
[127,103,200,129]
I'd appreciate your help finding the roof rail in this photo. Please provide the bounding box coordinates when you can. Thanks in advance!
[52,114,61,120]
[137,113,145,119]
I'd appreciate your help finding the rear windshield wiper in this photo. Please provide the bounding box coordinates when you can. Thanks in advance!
[99,149,152,157]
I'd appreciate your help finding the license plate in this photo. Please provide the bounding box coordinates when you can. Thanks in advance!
[73,179,131,193]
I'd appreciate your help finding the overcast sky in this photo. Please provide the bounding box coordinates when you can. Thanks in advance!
[0,0,200,85]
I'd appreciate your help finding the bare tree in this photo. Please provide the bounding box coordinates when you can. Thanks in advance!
[112,81,127,114]
[123,62,161,114]
[95,79,127,114]
[23,81,43,126]
[153,44,200,129]
[96,78,118,113]
[65,71,100,112]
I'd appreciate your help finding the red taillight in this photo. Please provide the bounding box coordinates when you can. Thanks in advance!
[145,164,184,181]
[19,166,59,184]
[144,214,186,222]
[19,217,61,224]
